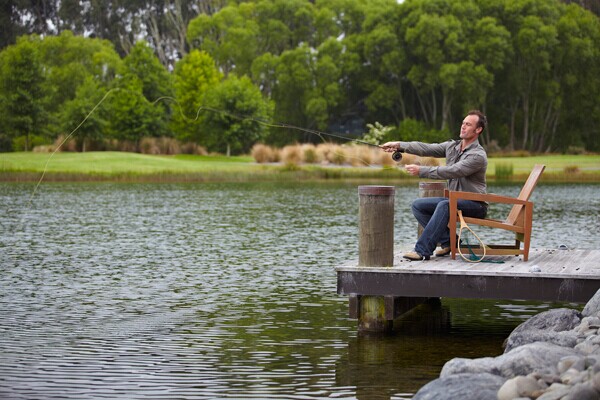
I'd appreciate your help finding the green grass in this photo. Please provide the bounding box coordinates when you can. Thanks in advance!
[1,151,599,182]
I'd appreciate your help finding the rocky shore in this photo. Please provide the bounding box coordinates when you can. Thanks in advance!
[413,289,600,400]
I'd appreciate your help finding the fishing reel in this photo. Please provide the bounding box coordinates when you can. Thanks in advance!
[392,149,404,162]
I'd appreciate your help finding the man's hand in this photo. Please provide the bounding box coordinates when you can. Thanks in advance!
[405,164,420,176]
[380,141,401,153]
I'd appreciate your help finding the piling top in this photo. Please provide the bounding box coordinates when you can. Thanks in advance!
[358,185,395,195]
[418,182,446,191]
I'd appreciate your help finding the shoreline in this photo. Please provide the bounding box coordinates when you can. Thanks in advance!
[413,290,600,400]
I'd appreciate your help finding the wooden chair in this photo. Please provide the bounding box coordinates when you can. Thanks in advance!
[448,164,546,262]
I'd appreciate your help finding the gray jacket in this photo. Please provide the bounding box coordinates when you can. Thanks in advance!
[400,139,488,195]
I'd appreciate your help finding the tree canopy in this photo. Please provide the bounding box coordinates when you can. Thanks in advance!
[1,0,599,154]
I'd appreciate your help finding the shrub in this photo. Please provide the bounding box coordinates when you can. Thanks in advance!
[251,143,276,163]
[495,162,514,180]
[302,144,319,163]
[566,146,586,155]
[181,142,207,155]
[564,165,580,174]
[281,144,303,165]
[316,143,336,164]
[348,145,372,166]
[379,150,396,167]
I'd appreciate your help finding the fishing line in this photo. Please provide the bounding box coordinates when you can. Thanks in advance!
[153,95,395,167]
[24,89,398,208]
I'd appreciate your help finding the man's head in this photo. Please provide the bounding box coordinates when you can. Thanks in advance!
[466,110,487,135]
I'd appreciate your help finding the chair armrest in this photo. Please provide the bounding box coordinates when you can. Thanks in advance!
[448,190,531,206]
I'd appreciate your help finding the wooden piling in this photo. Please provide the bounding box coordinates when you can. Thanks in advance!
[357,186,395,332]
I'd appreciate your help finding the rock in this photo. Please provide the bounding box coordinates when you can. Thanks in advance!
[441,342,579,379]
[576,341,600,355]
[412,372,505,400]
[536,385,571,400]
[560,367,586,385]
[557,355,585,373]
[583,289,600,317]
[505,330,579,353]
[593,372,600,391]
[497,376,543,400]
[562,383,600,400]
[504,308,582,352]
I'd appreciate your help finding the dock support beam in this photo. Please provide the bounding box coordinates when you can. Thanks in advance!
[357,186,395,332]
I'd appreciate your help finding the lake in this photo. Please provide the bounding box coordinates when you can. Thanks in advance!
[1,181,598,399]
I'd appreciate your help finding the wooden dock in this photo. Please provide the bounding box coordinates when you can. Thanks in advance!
[337,248,600,305]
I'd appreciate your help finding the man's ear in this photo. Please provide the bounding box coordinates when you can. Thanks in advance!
[476,127,483,135]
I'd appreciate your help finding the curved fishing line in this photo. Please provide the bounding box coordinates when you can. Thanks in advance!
[153,95,385,167]
[27,88,120,206]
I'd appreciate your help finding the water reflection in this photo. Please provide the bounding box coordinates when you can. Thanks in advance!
[0,182,595,399]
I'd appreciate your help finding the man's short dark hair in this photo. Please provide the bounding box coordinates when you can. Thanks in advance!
[467,110,487,133]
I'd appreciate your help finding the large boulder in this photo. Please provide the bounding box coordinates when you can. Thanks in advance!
[583,289,600,317]
[504,308,582,352]
[441,342,579,379]
[412,372,505,400]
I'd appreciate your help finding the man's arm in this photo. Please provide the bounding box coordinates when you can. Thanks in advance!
[381,141,449,158]
[418,153,486,180]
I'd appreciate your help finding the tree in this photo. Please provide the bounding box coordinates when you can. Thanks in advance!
[105,74,164,146]
[171,50,222,143]
[202,75,273,155]
[0,35,46,151]
[122,40,174,137]
[60,77,108,152]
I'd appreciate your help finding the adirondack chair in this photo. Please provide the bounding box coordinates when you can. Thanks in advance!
[447,164,546,261]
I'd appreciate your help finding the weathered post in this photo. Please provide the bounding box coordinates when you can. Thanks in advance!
[357,185,395,332]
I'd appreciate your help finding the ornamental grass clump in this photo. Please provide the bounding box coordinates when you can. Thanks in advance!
[251,144,276,163]
[281,144,303,166]
[302,144,319,163]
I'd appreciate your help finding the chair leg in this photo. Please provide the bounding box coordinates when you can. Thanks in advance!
[449,202,457,260]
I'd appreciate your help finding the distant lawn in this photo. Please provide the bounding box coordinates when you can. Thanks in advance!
[1,151,599,182]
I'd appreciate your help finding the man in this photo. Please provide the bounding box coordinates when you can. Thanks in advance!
[381,110,488,261]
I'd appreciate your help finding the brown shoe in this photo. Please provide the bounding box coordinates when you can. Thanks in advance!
[435,247,451,257]
[403,251,430,261]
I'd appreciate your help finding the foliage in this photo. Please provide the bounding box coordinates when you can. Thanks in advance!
[201,75,273,155]
[171,50,222,143]
[1,0,600,155]
[0,36,46,151]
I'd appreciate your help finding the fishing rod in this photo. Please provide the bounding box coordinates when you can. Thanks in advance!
[153,98,405,161]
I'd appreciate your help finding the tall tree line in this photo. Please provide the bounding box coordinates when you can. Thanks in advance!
[1,0,599,153]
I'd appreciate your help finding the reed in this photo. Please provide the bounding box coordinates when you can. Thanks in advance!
[495,162,514,181]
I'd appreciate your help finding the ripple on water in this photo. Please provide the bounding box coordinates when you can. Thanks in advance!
[0,182,593,399]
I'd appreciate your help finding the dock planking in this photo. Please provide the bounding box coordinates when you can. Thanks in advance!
[337,248,600,304]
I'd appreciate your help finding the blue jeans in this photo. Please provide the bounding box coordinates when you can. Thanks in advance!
[411,197,487,257]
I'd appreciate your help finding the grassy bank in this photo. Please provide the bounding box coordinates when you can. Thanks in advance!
[1,151,599,183]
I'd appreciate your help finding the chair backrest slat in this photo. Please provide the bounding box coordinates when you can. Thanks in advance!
[505,164,546,225]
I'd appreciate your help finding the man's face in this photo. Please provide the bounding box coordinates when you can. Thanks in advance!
[460,114,481,141]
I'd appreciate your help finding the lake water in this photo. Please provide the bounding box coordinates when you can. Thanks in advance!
[1,181,598,399]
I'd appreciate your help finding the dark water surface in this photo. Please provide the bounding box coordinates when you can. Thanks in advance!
[0,182,596,399]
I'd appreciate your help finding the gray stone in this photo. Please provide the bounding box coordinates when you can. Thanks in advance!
[441,342,579,379]
[583,289,600,317]
[562,383,600,400]
[412,372,505,400]
[593,372,600,392]
[536,385,571,400]
[505,330,579,353]
[560,367,586,385]
[558,355,586,373]
[498,376,543,400]
[504,308,582,352]
[576,341,600,355]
